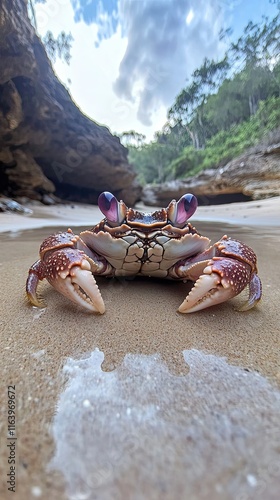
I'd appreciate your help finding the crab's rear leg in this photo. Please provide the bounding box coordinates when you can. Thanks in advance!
[238,271,262,311]
[26,259,46,308]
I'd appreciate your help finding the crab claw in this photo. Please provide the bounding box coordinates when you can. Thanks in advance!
[27,248,105,314]
[46,249,105,313]
[178,257,261,313]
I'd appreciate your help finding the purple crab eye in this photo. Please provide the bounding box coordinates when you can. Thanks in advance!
[176,194,197,224]
[167,193,197,227]
[98,192,127,226]
[98,192,119,222]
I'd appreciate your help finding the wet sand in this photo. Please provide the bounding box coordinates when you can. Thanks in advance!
[0,198,280,499]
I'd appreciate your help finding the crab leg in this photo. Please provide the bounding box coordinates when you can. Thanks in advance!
[238,272,262,312]
[26,260,46,308]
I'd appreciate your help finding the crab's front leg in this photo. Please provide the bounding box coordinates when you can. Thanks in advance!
[174,236,262,313]
[26,229,109,313]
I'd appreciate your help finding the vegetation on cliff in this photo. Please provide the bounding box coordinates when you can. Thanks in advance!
[126,11,280,185]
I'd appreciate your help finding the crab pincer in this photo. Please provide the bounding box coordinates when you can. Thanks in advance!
[26,230,105,313]
[177,237,262,313]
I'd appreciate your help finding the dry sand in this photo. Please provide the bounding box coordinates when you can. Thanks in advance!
[0,197,280,500]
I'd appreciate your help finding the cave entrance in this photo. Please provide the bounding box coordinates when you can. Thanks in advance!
[196,193,253,206]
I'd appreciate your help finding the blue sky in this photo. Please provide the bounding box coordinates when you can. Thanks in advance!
[71,0,118,24]
[34,0,279,141]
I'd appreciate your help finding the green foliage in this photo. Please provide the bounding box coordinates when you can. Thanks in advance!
[128,144,164,185]
[127,123,191,185]
[119,131,146,148]
[168,96,280,178]
[168,57,229,149]
[167,147,205,179]
[203,64,278,134]
[128,11,280,185]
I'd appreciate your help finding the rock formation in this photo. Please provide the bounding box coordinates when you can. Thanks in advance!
[142,141,280,206]
[0,0,141,206]
[0,195,33,213]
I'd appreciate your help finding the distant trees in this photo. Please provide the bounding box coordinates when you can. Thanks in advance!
[28,0,73,64]
[127,10,280,185]
[168,14,280,149]
[119,131,146,147]
[41,31,73,65]
[228,15,280,115]
[168,58,229,149]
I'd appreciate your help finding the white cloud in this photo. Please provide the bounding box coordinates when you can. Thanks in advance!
[34,0,168,140]
[34,0,226,141]
[113,0,226,126]
[186,9,194,25]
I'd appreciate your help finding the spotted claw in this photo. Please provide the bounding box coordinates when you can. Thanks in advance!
[26,232,105,314]
[43,248,105,313]
[178,256,262,313]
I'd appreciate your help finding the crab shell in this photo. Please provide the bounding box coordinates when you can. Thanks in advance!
[26,192,262,314]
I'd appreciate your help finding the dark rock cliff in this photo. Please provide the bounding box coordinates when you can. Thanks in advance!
[0,0,141,206]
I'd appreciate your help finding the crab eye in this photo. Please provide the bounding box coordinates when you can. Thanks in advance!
[177,194,198,224]
[98,192,127,226]
[167,193,197,227]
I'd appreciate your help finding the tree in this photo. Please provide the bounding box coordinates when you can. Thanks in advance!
[203,63,278,133]
[168,58,229,149]
[41,31,73,65]
[28,0,73,64]
[128,142,168,185]
[228,13,280,114]
[119,130,146,148]
[131,8,280,185]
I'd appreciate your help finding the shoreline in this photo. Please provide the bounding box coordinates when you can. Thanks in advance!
[0,195,280,233]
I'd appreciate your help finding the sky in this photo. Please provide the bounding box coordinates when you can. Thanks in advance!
[33,0,279,142]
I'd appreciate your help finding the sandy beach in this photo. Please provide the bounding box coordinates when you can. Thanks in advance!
[0,197,280,500]
[0,195,280,233]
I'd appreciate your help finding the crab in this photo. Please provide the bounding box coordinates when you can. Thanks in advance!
[26,192,262,314]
